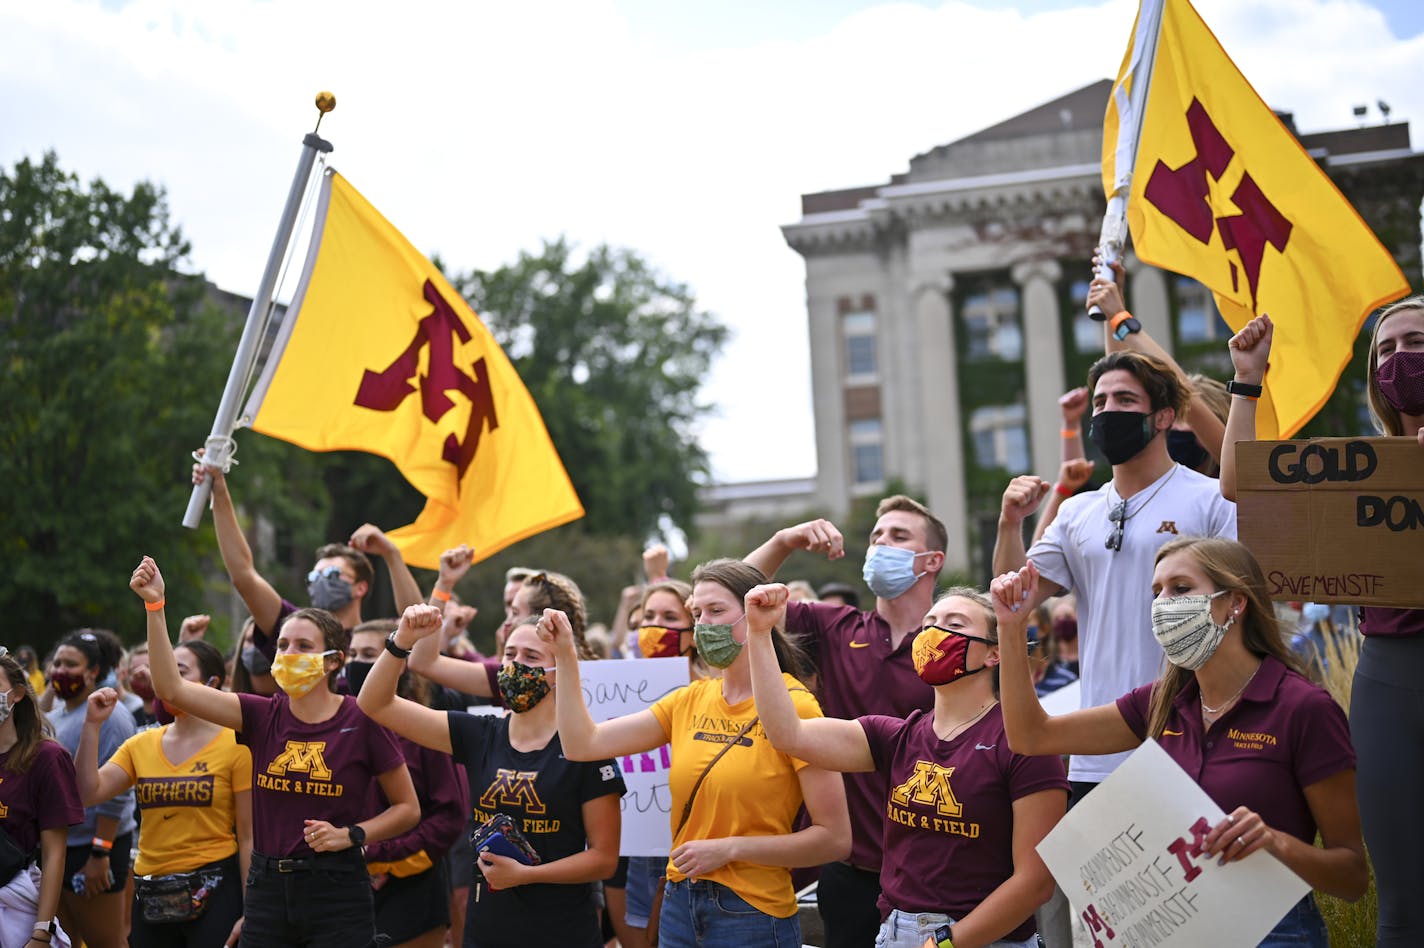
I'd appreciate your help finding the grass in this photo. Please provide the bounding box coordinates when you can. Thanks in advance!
[1300,613,1378,947]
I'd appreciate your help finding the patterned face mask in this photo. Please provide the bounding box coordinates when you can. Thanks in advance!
[497,661,553,713]
[270,651,336,698]
[692,617,746,669]
[638,626,690,659]
[912,626,992,686]
[1151,591,1232,670]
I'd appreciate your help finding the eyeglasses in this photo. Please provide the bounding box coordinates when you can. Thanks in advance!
[307,566,352,584]
[1106,501,1127,552]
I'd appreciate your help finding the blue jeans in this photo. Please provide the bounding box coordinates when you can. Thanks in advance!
[1258,895,1327,947]
[875,908,1038,948]
[625,855,664,928]
[659,879,800,948]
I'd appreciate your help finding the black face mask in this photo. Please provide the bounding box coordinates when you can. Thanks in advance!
[1166,429,1210,470]
[1089,410,1159,465]
[343,660,374,695]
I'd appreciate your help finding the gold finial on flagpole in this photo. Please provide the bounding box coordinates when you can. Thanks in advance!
[314,91,336,133]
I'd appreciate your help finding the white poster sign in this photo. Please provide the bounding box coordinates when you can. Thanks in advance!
[579,658,689,856]
[1036,740,1308,947]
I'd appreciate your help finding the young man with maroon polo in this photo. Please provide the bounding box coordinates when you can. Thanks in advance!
[745,495,941,948]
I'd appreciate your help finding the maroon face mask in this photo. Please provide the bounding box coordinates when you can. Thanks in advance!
[1378,349,1424,415]
[153,698,176,725]
[50,670,88,699]
[1052,617,1079,643]
[129,674,155,702]
[912,626,992,686]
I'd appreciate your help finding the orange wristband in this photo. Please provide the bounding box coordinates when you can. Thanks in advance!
[1061,428,1079,439]
[431,588,453,602]
[1109,309,1134,333]
[144,599,166,612]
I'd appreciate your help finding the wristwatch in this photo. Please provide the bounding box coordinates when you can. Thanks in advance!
[384,631,412,660]
[348,824,367,848]
[1109,310,1142,341]
[1226,379,1263,399]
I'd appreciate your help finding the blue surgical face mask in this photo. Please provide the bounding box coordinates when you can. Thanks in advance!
[862,546,933,600]
[1302,603,1331,624]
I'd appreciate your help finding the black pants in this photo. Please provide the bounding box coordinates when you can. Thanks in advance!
[129,855,243,948]
[242,850,377,948]
[817,861,882,948]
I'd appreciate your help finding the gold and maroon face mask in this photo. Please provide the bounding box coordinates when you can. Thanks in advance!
[638,626,690,659]
[912,626,992,686]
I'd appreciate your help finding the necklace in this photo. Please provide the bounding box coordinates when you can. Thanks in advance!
[1200,662,1262,716]
[1109,464,1180,524]
[936,700,996,742]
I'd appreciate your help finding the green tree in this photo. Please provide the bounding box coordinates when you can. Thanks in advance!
[449,239,728,540]
[0,152,325,651]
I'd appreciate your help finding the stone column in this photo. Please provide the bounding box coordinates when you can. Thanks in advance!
[913,274,971,575]
[1012,259,1066,482]
[1127,254,1173,358]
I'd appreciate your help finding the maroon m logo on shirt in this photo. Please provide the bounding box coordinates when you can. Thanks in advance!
[1143,98,1292,309]
[354,279,500,482]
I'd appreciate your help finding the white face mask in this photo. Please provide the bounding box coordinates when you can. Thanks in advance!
[0,691,14,725]
[1151,590,1233,670]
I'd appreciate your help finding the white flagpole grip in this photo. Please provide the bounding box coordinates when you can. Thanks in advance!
[183,132,333,529]
[1090,0,1166,320]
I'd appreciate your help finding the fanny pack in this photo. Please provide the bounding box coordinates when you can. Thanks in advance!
[0,824,35,887]
[134,863,225,924]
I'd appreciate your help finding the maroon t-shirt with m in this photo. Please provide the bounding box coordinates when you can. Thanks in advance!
[861,708,1066,940]
[0,740,84,854]
[785,601,936,870]
[1116,655,1354,844]
[237,693,405,857]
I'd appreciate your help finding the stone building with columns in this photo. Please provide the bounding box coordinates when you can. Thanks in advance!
[781,79,1424,577]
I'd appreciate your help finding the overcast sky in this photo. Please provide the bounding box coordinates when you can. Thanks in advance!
[5,0,1423,485]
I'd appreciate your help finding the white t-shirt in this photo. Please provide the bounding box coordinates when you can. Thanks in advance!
[1028,463,1237,783]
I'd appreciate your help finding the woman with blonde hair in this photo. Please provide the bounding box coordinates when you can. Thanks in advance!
[1221,304,1424,945]
[995,538,1366,946]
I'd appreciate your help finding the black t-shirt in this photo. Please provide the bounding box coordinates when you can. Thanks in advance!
[447,712,626,948]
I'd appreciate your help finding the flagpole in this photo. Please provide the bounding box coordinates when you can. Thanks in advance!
[1090,0,1166,316]
[182,125,334,529]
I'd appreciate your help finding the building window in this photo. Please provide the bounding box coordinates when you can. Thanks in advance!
[849,418,884,486]
[1175,277,1232,344]
[1067,277,1102,353]
[969,404,1030,473]
[843,311,877,381]
[961,284,1023,361]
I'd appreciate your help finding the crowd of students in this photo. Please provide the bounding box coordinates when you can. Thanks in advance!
[0,283,1420,948]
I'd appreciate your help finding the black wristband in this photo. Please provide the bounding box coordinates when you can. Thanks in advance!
[1227,379,1263,399]
[91,847,111,860]
[384,631,412,660]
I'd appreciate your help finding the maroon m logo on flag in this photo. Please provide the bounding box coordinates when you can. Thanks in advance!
[354,279,500,482]
[1143,98,1293,308]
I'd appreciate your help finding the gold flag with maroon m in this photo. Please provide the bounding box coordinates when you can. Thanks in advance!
[1104,0,1409,438]
[245,170,583,568]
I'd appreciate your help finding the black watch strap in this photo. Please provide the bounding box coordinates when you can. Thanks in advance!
[348,824,367,847]
[384,631,412,660]
[1227,379,1263,398]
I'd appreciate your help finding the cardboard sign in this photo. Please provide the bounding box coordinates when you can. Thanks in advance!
[1037,740,1308,947]
[578,658,690,856]
[1235,437,1424,607]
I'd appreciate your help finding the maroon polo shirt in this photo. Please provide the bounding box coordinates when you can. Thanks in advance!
[238,692,406,857]
[0,741,84,853]
[1116,655,1354,844]
[785,601,936,870]
[861,708,1067,940]
[1360,606,1424,638]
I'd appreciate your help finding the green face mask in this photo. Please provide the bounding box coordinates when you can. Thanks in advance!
[693,617,745,669]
